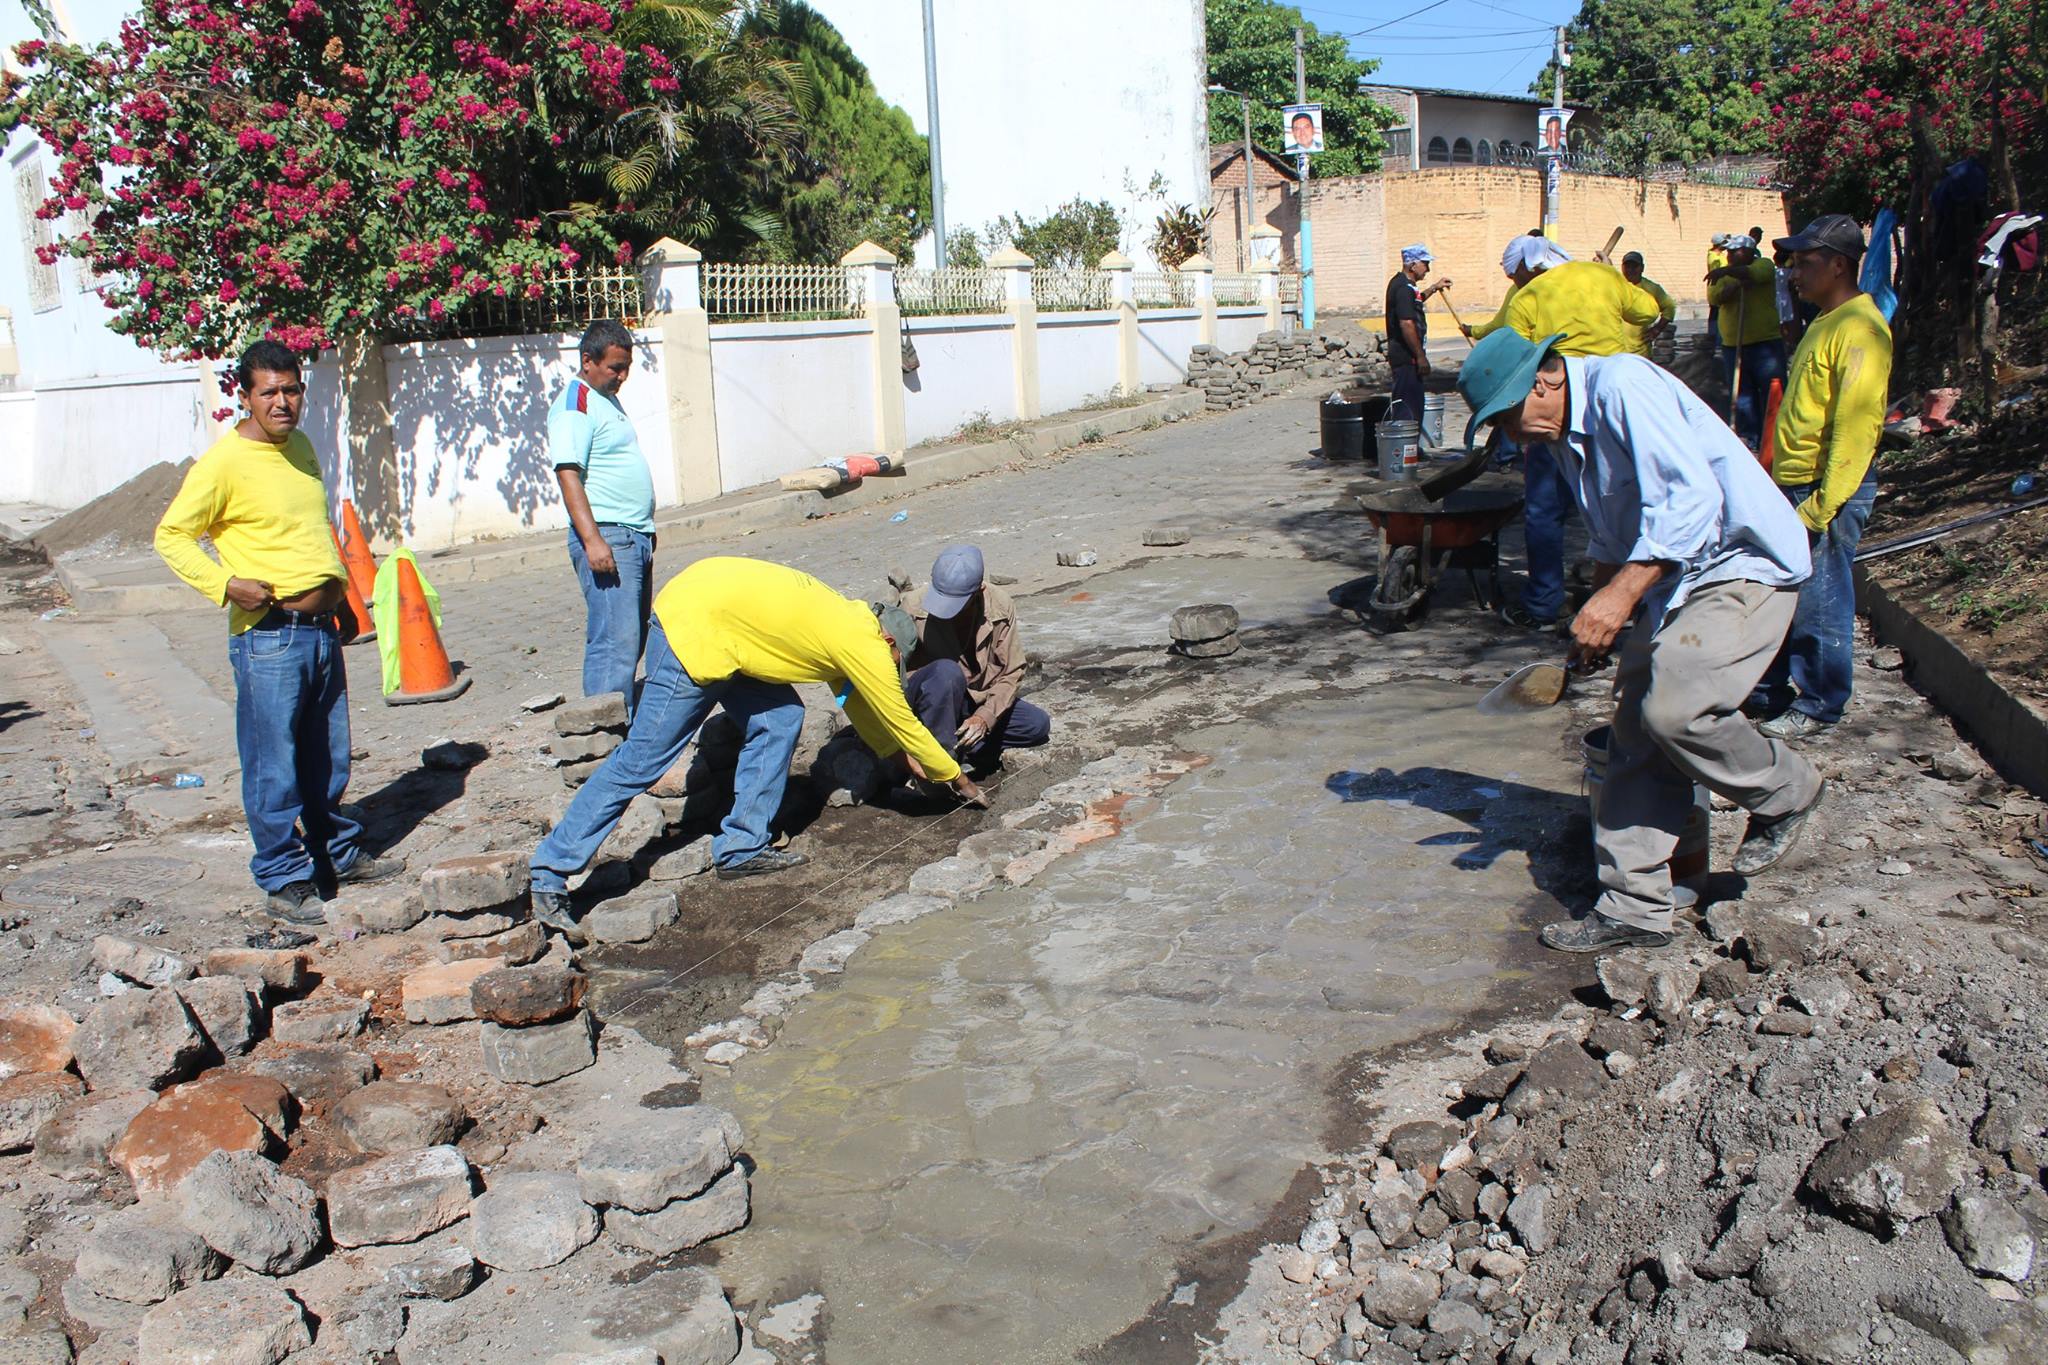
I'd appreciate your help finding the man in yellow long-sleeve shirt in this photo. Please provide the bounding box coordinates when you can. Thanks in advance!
[155,340,403,923]
[1752,216,1894,740]
[528,556,983,941]
[1709,234,1788,448]
[1620,252,1676,356]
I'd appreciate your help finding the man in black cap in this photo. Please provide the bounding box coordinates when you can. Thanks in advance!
[902,544,1051,770]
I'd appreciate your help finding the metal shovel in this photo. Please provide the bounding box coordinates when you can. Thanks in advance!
[1476,657,1606,715]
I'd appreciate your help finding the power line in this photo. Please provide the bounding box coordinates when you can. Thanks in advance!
[1345,0,1459,37]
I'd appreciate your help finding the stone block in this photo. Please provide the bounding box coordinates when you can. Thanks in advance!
[646,837,714,881]
[479,1010,597,1086]
[32,1087,151,1178]
[907,856,995,901]
[0,1003,76,1079]
[438,919,545,965]
[325,882,427,935]
[577,1105,744,1212]
[333,1081,464,1154]
[245,1047,375,1115]
[136,1278,310,1365]
[93,935,195,987]
[386,1243,480,1301]
[1176,633,1239,658]
[110,1073,292,1200]
[470,964,587,1026]
[398,1266,735,1365]
[1502,1040,1606,1119]
[174,977,260,1058]
[198,949,307,996]
[1941,1191,2034,1282]
[327,1145,473,1247]
[605,1166,749,1256]
[1506,1182,1560,1253]
[419,853,530,917]
[559,757,606,787]
[75,1204,223,1304]
[1055,549,1098,568]
[853,894,950,931]
[0,1330,71,1365]
[553,693,627,736]
[1358,1262,1439,1328]
[419,910,520,941]
[553,730,622,765]
[269,995,367,1044]
[177,1150,323,1274]
[584,890,678,945]
[796,929,870,976]
[402,958,507,1024]
[469,1172,598,1271]
[1169,603,1239,643]
[0,1071,83,1151]
[1805,1098,1968,1234]
[71,989,207,1092]
[1141,526,1191,546]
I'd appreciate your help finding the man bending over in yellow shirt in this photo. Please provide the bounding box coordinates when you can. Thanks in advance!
[155,340,404,923]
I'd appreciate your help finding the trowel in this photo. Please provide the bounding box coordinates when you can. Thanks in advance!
[1476,657,1606,715]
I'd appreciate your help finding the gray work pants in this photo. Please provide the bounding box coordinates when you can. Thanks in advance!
[1597,578,1821,932]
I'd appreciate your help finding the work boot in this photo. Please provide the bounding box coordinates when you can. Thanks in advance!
[1500,602,1557,632]
[1757,709,1830,741]
[264,880,324,926]
[337,854,407,885]
[1733,779,1827,875]
[531,889,587,946]
[715,849,810,881]
[1539,911,1672,953]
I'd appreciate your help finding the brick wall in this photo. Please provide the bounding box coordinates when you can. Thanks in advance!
[1208,150,1301,271]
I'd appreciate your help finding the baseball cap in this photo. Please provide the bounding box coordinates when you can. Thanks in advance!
[1775,214,1866,259]
[1621,250,1644,267]
[871,603,918,686]
[922,544,984,620]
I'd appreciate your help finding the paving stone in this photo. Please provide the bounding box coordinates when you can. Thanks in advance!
[403,1263,735,1364]
[796,929,870,976]
[136,1278,310,1365]
[1506,1182,1561,1253]
[1595,954,1651,1007]
[1142,526,1191,546]
[1941,1190,2035,1282]
[578,1105,744,1211]
[584,890,678,945]
[173,977,260,1058]
[325,882,428,935]
[0,1329,72,1364]
[336,1284,409,1357]
[553,730,622,765]
[0,1071,84,1151]
[245,1047,376,1115]
[419,853,530,917]
[334,1081,465,1153]
[175,1151,322,1275]
[605,1166,749,1255]
[553,693,627,735]
[1737,912,1825,971]
[1358,1262,1440,1327]
[1176,632,1240,658]
[420,910,521,941]
[198,949,307,996]
[469,1172,598,1270]
[739,978,816,1020]
[401,958,507,1024]
[92,935,195,988]
[1502,1040,1606,1119]
[954,829,1045,865]
[646,837,715,881]
[110,1073,292,1199]
[1805,1098,1968,1234]
[71,989,207,1092]
[853,894,950,931]
[269,995,367,1044]
[437,919,545,966]
[558,756,605,787]
[1385,1120,1456,1176]
[0,1002,76,1079]
[479,1010,597,1086]
[1169,603,1240,642]
[387,1243,481,1301]
[0,1255,35,1335]
[32,1086,151,1177]
[1055,549,1098,567]
[75,1203,223,1304]
[61,1272,149,1338]
[470,963,587,1026]
[907,856,995,900]
[328,1145,473,1247]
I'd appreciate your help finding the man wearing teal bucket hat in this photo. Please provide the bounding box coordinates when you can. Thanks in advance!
[1457,330,1825,952]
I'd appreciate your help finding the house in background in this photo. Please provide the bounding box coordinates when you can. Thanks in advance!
[1362,85,1596,171]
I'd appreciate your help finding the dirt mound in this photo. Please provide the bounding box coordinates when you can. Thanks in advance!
[32,459,192,560]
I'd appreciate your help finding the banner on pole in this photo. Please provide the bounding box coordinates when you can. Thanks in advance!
[1282,104,1324,155]
[1537,107,1573,154]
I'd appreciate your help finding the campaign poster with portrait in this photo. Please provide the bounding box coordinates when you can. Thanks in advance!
[1537,106,1574,154]
[1282,104,1324,155]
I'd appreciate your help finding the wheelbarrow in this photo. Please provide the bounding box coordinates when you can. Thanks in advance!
[1342,469,1525,629]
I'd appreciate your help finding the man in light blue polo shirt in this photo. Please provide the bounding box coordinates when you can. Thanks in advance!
[1457,329,1823,954]
[551,319,658,714]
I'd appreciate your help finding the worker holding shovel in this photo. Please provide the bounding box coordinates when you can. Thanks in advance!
[1455,329,1820,953]
[1709,234,1786,449]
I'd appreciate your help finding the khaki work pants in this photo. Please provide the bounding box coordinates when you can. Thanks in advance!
[1596,578,1822,932]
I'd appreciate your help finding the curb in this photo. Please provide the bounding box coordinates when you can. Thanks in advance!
[56,390,1206,612]
[1856,563,2048,797]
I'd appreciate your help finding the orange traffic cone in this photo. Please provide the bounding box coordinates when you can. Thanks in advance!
[336,500,379,604]
[384,557,472,706]
[330,527,376,645]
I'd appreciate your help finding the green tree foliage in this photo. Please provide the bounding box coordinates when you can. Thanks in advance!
[749,1,929,262]
[979,198,1126,269]
[1205,0,1392,178]
[1532,0,1786,165]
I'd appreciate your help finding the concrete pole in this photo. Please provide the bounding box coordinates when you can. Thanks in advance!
[843,241,905,454]
[1293,25,1315,331]
[921,0,947,267]
[638,237,720,505]
[1544,26,1566,241]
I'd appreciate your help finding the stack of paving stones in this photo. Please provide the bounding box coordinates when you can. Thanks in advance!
[1170,603,1242,659]
[551,692,628,787]
[1188,331,1387,411]
[577,1105,751,1257]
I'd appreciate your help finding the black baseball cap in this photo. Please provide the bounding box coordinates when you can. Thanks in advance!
[1621,250,1644,267]
[1775,214,1866,259]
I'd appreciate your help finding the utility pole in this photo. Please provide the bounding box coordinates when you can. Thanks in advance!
[1543,25,1566,241]
[1293,25,1316,329]
[1241,95,1255,268]
[921,0,947,266]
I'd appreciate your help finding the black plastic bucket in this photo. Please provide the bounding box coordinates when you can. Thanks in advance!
[1319,390,1391,461]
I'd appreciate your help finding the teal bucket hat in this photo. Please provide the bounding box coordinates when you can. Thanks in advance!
[1457,329,1566,447]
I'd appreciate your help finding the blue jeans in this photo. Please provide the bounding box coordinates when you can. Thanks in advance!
[1520,443,1575,622]
[568,525,653,716]
[530,622,804,892]
[905,660,1052,763]
[229,617,360,892]
[1752,475,1878,724]
[1720,339,1788,449]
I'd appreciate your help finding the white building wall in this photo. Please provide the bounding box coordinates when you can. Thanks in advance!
[1036,314,1122,414]
[1215,308,1268,353]
[901,315,1016,447]
[1135,312,1199,386]
[708,323,875,494]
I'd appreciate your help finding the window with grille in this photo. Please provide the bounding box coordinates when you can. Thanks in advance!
[1426,137,1450,163]
[1452,138,1474,164]
[12,160,59,314]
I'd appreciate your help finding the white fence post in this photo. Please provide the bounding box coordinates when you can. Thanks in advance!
[992,247,1041,420]
[843,240,905,456]
[1179,254,1217,347]
[639,237,721,505]
[1251,258,1282,333]
[1102,251,1138,397]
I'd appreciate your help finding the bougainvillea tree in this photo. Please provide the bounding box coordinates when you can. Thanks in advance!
[0,0,802,362]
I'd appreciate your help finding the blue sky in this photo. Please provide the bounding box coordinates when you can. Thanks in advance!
[1295,0,1583,97]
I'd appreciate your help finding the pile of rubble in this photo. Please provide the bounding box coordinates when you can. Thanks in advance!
[1188,331,1387,411]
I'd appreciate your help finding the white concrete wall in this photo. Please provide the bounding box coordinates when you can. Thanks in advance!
[806,0,1209,267]
[1036,314,1123,415]
[0,390,36,502]
[708,321,875,493]
[1135,312,1199,386]
[1216,307,1269,353]
[901,315,1017,447]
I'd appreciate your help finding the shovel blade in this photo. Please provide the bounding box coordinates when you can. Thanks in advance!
[1477,663,1568,714]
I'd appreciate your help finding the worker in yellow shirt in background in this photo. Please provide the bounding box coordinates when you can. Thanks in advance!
[1496,236,1664,631]
[1620,251,1677,356]
[155,340,406,923]
[1751,216,1894,741]
[527,556,984,943]
[1709,233,1788,449]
